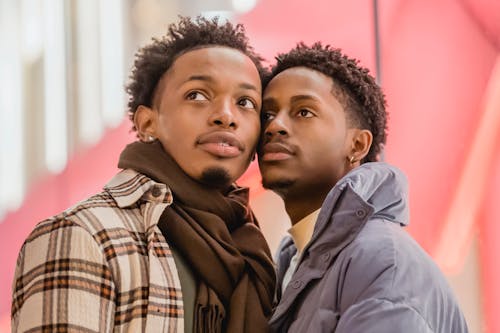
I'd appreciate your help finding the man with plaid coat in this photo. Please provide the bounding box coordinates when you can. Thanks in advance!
[11,17,275,333]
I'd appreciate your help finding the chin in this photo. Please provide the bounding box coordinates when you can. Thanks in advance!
[199,167,233,189]
[260,167,290,186]
[261,176,295,195]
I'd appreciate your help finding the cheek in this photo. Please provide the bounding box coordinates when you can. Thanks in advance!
[307,138,345,166]
[158,112,198,143]
[156,115,175,139]
[242,118,261,149]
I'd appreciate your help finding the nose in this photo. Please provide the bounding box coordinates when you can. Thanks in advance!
[209,100,237,129]
[264,113,288,138]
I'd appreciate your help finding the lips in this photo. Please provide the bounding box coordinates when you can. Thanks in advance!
[260,141,295,162]
[197,131,244,158]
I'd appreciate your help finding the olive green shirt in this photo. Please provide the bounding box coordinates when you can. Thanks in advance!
[170,247,196,333]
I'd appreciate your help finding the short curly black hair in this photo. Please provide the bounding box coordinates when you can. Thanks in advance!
[264,42,387,163]
[126,16,266,130]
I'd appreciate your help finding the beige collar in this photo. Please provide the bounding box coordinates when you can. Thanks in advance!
[288,209,320,253]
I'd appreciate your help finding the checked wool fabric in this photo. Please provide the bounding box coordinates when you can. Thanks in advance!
[12,170,184,332]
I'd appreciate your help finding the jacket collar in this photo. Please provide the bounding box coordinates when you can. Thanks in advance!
[331,162,409,226]
[308,162,409,255]
[104,169,173,209]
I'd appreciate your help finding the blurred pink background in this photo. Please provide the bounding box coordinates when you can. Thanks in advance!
[1,1,499,332]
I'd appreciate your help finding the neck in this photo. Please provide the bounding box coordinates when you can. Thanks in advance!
[283,188,330,225]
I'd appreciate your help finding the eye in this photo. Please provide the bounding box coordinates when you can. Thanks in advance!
[237,97,256,109]
[298,109,314,118]
[261,111,275,122]
[186,91,208,101]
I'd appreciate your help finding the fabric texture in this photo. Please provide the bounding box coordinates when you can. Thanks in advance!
[12,169,183,332]
[118,141,276,333]
[271,162,469,333]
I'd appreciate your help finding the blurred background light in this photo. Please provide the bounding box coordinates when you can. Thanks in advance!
[20,0,43,62]
[43,0,67,173]
[0,1,498,332]
[0,0,25,221]
[100,0,126,127]
[231,0,258,14]
[76,0,103,145]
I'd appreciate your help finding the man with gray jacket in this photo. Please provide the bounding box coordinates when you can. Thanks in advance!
[258,42,468,332]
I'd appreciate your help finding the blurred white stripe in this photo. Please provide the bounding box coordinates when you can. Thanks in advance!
[0,0,25,220]
[43,0,67,172]
[76,0,102,145]
[100,0,126,127]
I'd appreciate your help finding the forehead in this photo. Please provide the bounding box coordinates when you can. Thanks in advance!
[264,67,335,99]
[167,46,260,83]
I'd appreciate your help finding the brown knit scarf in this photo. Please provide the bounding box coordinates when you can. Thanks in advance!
[118,141,276,333]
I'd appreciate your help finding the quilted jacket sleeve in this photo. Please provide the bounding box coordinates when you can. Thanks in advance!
[336,298,433,333]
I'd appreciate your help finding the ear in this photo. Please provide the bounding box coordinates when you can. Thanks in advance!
[134,105,158,142]
[348,129,373,164]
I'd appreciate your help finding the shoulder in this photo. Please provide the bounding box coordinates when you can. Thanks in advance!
[57,190,131,236]
[336,218,456,311]
[20,187,135,260]
[343,218,399,275]
[334,219,413,306]
[17,203,111,269]
[56,169,163,236]
[350,218,443,280]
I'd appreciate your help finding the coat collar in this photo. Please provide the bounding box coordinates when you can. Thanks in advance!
[104,169,173,209]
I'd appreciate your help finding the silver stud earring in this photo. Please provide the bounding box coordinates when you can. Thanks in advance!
[142,134,155,142]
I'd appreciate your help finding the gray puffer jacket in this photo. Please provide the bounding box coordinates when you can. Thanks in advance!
[270,162,468,332]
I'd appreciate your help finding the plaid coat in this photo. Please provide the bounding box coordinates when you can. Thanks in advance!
[12,169,184,332]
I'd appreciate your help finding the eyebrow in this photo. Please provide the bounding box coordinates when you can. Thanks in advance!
[183,75,213,84]
[263,94,320,106]
[239,82,259,92]
[262,97,278,107]
[183,75,259,92]
[290,94,321,103]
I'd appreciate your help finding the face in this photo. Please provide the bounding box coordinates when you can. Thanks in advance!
[147,47,261,188]
[258,67,357,198]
